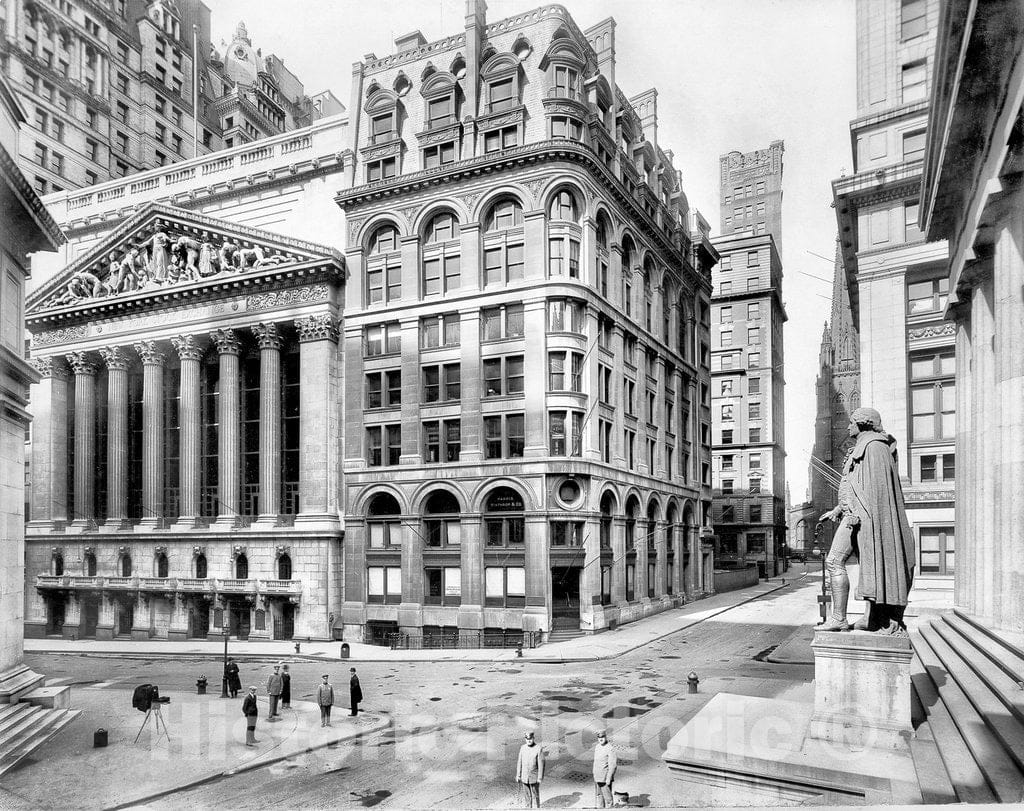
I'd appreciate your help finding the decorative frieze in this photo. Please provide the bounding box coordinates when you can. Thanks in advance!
[245,284,330,312]
[295,314,339,343]
[171,334,202,361]
[908,323,956,340]
[210,328,242,355]
[32,326,89,347]
[98,346,129,370]
[133,340,166,366]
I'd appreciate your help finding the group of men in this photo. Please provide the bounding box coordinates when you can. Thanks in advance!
[515,728,619,809]
[239,663,363,746]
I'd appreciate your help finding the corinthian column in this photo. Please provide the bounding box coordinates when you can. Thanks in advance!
[211,328,241,526]
[66,352,98,529]
[295,314,340,528]
[98,347,129,528]
[252,323,282,524]
[172,335,202,527]
[28,357,69,528]
[134,340,166,526]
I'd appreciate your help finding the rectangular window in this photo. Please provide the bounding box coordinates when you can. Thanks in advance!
[423,141,456,168]
[903,129,926,161]
[721,379,733,396]
[749,377,761,394]
[117,73,129,93]
[747,302,760,320]
[549,410,583,456]
[365,370,401,409]
[481,304,524,340]
[365,322,401,356]
[424,567,462,604]
[366,424,401,466]
[550,521,583,547]
[367,566,402,604]
[488,78,516,112]
[482,355,524,397]
[749,427,761,443]
[548,351,583,392]
[50,152,64,176]
[749,503,762,522]
[599,418,613,463]
[749,402,761,419]
[943,454,955,480]
[367,157,397,182]
[748,352,760,369]
[423,255,460,295]
[428,96,455,128]
[420,313,460,349]
[722,428,733,445]
[749,452,761,470]
[748,327,761,345]
[722,479,734,495]
[911,382,955,441]
[547,299,585,334]
[422,363,460,403]
[371,113,394,142]
[747,250,760,267]
[908,277,950,315]
[901,0,927,40]
[551,116,583,140]
[919,527,955,575]
[483,414,525,459]
[484,567,526,607]
[721,328,733,348]
[624,429,635,470]
[722,454,734,470]
[902,60,928,103]
[33,142,46,166]
[920,454,937,481]
[721,305,732,323]
[747,532,766,552]
[905,200,923,243]
[721,404,734,421]
[483,126,518,153]
[625,564,635,602]
[423,419,461,463]
[483,243,524,285]
[116,131,129,154]
[721,505,735,521]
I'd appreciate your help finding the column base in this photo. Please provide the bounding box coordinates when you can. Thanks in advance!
[95,625,114,641]
[213,516,244,529]
[61,623,81,640]
[167,630,188,642]
[169,517,207,531]
[131,628,152,641]
[137,517,166,530]
[26,520,66,534]
[294,513,341,532]
[65,520,99,534]
[253,514,283,529]
[99,519,133,532]
[23,621,48,639]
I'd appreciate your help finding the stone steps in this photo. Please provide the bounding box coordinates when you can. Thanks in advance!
[0,666,45,705]
[912,611,1024,803]
[546,629,585,643]
[0,706,80,778]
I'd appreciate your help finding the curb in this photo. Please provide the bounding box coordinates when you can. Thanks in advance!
[31,578,806,668]
[103,712,392,811]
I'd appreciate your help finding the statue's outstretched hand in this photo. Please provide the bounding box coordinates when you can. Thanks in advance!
[819,507,840,523]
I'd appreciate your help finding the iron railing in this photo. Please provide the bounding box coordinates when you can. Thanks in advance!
[384,631,539,650]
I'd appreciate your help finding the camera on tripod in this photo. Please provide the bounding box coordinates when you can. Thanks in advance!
[131,684,169,712]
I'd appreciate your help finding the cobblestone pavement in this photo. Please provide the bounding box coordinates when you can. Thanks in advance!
[6,575,819,810]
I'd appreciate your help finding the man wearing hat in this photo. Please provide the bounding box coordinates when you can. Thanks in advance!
[819,407,915,633]
[266,664,284,721]
[592,729,617,808]
[315,673,334,727]
[515,730,544,808]
[242,685,259,746]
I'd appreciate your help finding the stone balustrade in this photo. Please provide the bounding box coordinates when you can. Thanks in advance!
[35,574,302,600]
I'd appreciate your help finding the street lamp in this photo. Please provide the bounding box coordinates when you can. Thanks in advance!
[812,522,828,624]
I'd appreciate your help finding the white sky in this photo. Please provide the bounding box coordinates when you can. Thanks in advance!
[205,0,858,505]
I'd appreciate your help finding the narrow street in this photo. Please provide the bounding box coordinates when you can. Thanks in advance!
[17,574,817,809]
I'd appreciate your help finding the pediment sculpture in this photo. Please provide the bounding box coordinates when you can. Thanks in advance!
[46,226,296,309]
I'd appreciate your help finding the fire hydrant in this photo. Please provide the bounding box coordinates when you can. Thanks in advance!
[294,642,301,653]
[196,675,208,695]
[516,641,523,657]
[687,670,699,694]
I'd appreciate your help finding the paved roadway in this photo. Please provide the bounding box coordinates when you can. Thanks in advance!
[23,575,817,809]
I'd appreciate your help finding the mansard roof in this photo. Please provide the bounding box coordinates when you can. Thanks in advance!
[27,202,344,325]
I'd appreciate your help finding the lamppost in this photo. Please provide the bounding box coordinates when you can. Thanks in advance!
[812,522,828,624]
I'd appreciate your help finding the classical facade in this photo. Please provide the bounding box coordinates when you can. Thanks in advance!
[710,143,787,577]
[0,0,341,194]
[0,75,63,693]
[920,0,1024,635]
[23,2,715,644]
[831,0,954,603]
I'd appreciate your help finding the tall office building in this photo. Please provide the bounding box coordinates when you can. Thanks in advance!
[0,0,342,194]
[22,1,715,644]
[709,142,788,578]
[831,0,954,600]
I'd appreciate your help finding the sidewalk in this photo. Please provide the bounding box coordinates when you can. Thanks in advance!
[24,577,803,665]
[0,687,389,811]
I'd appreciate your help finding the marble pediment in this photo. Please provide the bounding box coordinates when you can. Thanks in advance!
[27,202,344,317]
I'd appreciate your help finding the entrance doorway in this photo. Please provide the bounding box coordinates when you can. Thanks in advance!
[551,566,581,630]
[273,604,295,640]
[115,601,133,636]
[46,597,65,635]
[81,596,99,638]
[229,605,251,640]
[189,602,210,639]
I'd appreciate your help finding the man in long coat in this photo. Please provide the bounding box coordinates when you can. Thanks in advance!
[820,407,915,633]
[515,731,544,808]
[266,664,284,720]
[225,658,241,699]
[242,686,259,746]
[349,667,362,716]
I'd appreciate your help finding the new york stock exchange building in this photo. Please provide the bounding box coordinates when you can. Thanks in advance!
[24,2,716,646]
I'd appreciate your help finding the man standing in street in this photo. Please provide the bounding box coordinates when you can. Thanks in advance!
[316,673,334,727]
[281,663,292,710]
[224,657,241,699]
[266,664,283,721]
[349,667,362,716]
[818,407,915,634]
[515,730,544,808]
[242,685,259,746]
[592,729,617,808]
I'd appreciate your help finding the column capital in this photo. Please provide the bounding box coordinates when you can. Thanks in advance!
[296,314,339,343]
[172,334,203,361]
[252,322,283,350]
[134,340,166,366]
[29,356,69,380]
[210,328,242,355]
[99,346,130,370]
[66,351,99,376]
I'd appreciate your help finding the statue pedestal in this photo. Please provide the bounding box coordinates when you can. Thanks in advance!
[808,630,913,749]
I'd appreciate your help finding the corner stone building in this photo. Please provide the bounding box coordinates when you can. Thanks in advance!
[24,1,715,644]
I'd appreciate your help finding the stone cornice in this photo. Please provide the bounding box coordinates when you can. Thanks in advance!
[0,142,65,250]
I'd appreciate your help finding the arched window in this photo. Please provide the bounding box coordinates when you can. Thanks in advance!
[85,553,97,577]
[643,259,656,331]
[484,487,525,548]
[53,554,64,577]
[600,492,616,550]
[120,554,132,577]
[366,223,401,305]
[367,492,401,549]
[235,554,249,580]
[548,189,581,279]
[423,490,461,547]
[483,199,524,286]
[156,553,169,578]
[595,213,611,297]
[422,212,461,296]
[278,554,292,580]
[621,237,636,318]
[195,554,208,579]
[625,496,640,552]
